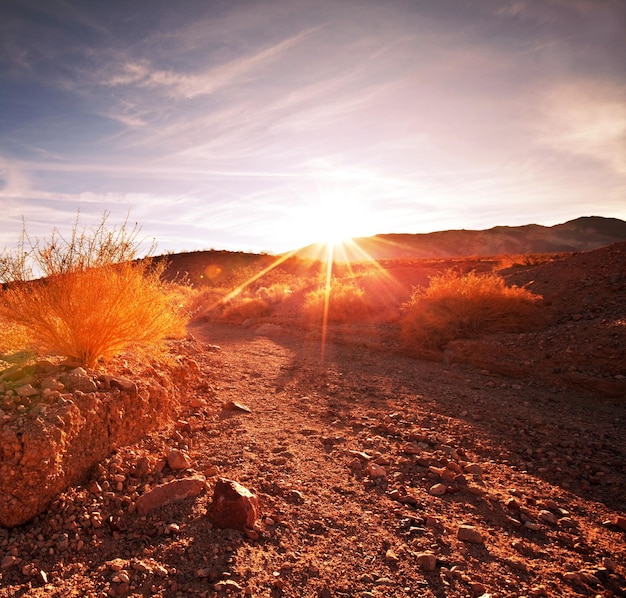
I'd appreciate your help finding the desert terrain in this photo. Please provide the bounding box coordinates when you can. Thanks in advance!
[0,240,625,597]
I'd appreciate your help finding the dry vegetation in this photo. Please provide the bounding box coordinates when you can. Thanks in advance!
[0,219,572,371]
[303,279,373,323]
[176,253,545,355]
[399,270,543,350]
[0,215,186,368]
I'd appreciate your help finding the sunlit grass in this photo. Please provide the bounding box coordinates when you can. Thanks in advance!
[221,297,271,323]
[303,279,373,323]
[400,270,543,350]
[0,214,187,368]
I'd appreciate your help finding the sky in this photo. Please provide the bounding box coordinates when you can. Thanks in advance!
[1,0,625,256]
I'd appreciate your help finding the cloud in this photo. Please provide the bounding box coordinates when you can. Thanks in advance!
[0,156,35,201]
[538,81,626,174]
[102,26,320,100]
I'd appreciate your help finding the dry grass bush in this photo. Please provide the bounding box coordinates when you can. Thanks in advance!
[171,284,229,322]
[495,253,561,271]
[0,323,32,361]
[256,283,293,304]
[0,214,187,368]
[221,297,271,323]
[400,270,543,350]
[303,280,373,323]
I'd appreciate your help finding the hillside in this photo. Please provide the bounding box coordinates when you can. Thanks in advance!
[294,216,626,261]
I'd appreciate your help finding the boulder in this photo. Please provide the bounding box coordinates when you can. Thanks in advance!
[210,478,259,530]
[166,448,192,471]
[135,477,206,515]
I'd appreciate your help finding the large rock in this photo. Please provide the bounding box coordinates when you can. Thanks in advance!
[457,524,484,544]
[0,372,178,527]
[209,478,259,530]
[135,477,206,515]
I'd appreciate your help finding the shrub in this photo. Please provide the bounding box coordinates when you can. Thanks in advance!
[400,270,542,350]
[256,283,292,304]
[0,214,187,368]
[303,280,373,323]
[174,285,228,321]
[221,297,271,323]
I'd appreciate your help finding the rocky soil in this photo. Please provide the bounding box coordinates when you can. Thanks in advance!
[0,243,625,597]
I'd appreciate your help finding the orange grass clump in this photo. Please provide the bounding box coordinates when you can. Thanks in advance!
[0,214,187,368]
[400,270,543,350]
[221,297,271,323]
[303,280,373,323]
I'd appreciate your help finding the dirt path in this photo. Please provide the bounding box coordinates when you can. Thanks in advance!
[1,321,625,597]
[186,321,626,597]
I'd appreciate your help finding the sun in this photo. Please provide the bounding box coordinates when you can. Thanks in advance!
[304,190,373,250]
[317,214,355,246]
[277,168,386,257]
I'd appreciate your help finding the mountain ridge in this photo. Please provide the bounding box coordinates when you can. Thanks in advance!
[293,216,626,261]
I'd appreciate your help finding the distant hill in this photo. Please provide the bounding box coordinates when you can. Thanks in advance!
[293,216,626,261]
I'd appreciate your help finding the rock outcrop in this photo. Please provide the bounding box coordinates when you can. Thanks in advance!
[0,363,178,527]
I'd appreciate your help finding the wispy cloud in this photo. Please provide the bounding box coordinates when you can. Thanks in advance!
[102,26,321,100]
[538,81,626,175]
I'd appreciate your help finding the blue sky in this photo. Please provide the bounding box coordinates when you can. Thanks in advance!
[1,0,625,255]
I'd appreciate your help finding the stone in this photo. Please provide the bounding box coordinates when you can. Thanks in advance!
[40,377,64,392]
[210,478,259,530]
[346,450,373,461]
[167,448,191,470]
[285,489,305,503]
[15,384,39,398]
[538,510,557,524]
[254,323,284,336]
[613,515,626,531]
[457,525,484,544]
[109,377,138,396]
[429,483,447,496]
[132,457,152,476]
[58,370,98,393]
[223,400,251,413]
[556,517,576,531]
[416,552,437,571]
[463,463,484,476]
[470,581,486,594]
[385,548,399,563]
[348,457,363,471]
[214,579,243,592]
[1,555,18,569]
[135,477,206,515]
[366,463,387,479]
[441,468,457,483]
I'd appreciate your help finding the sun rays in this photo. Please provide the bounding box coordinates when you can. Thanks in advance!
[198,231,403,363]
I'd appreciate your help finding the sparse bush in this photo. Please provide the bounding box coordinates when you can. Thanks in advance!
[495,253,559,271]
[0,214,187,368]
[171,284,228,322]
[400,270,542,350]
[221,297,271,323]
[256,283,292,304]
[303,280,373,323]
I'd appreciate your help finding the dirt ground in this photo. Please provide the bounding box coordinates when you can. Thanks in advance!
[0,244,625,597]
